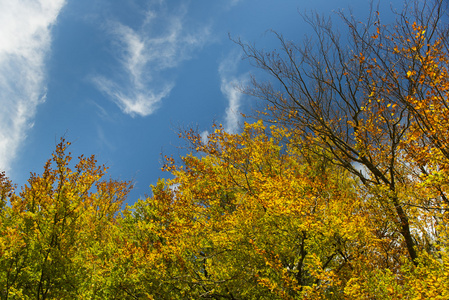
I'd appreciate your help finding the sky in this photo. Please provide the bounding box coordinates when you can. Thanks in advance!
[0,0,402,204]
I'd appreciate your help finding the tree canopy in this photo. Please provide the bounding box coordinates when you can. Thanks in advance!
[0,0,448,299]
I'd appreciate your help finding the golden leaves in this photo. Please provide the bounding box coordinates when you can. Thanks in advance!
[0,138,132,298]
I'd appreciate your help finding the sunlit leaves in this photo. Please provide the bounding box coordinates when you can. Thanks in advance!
[129,121,382,298]
[0,139,131,299]
[1,1,448,298]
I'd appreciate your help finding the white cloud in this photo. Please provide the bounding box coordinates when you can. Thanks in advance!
[218,51,248,134]
[93,4,210,117]
[200,130,210,144]
[0,0,66,172]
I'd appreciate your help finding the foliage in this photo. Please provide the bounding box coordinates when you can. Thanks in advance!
[0,140,131,299]
[0,0,448,298]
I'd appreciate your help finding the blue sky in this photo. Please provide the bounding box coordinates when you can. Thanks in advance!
[0,0,401,203]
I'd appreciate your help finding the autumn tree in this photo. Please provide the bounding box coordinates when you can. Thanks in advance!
[111,1,449,297]
[236,0,448,269]
[1,1,448,298]
[114,121,384,299]
[0,139,131,299]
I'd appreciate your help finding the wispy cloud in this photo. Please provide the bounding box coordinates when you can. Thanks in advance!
[218,51,248,134]
[96,125,116,152]
[93,3,210,117]
[229,0,244,7]
[0,0,66,172]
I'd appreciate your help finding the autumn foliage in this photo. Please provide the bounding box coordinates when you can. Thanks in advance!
[1,0,448,299]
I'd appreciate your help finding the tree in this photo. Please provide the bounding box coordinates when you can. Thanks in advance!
[123,121,380,299]
[0,139,131,299]
[236,0,448,267]
[111,2,449,297]
[1,1,448,298]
